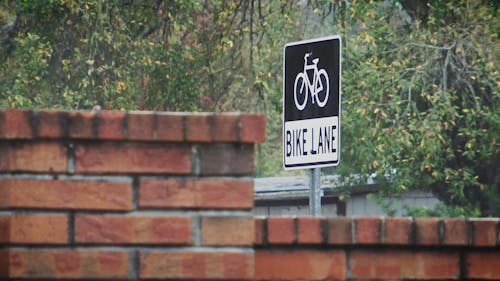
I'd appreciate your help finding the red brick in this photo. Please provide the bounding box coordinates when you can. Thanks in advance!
[0,144,6,171]
[240,114,266,143]
[466,251,500,279]
[255,250,346,280]
[327,217,353,245]
[0,250,8,277]
[36,110,66,138]
[254,217,265,245]
[212,114,240,142]
[415,217,440,245]
[139,179,253,210]
[9,214,68,244]
[75,143,190,174]
[351,250,459,279]
[267,217,295,244]
[201,216,254,246]
[127,111,155,140]
[156,113,184,141]
[75,215,191,244]
[384,217,411,245]
[0,178,132,211]
[471,219,498,246]
[356,217,381,244]
[185,114,212,142]
[0,184,7,207]
[0,216,9,242]
[0,141,67,172]
[6,250,130,279]
[223,252,255,279]
[297,217,323,244]
[0,109,32,139]
[67,111,96,139]
[140,251,253,279]
[444,218,469,246]
[97,110,126,140]
[199,143,254,176]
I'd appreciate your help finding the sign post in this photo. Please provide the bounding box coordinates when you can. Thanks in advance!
[309,168,321,215]
[283,36,341,216]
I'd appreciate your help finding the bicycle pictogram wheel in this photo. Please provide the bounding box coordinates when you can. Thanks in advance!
[315,69,329,107]
[294,72,308,111]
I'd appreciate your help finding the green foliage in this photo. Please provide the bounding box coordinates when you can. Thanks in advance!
[333,0,499,216]
[0,0,297,112]
[405,203,481,218]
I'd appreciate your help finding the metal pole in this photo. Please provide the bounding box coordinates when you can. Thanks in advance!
[309,168,322,216]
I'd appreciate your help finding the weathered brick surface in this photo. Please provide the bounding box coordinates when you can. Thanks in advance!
[7,214,68,244]
[326,217,353,245]
[356,217,381,244]
[67,111,96,139]
[139,178,253,209]
[255,250,346,280]
[351,250,460,280]
[254,217,265,245]
[75,143,190,174]
[140,251,254,280]
[415,217,441,245]
[267,217,295,244]
[0,109,32,139]
[0,250,8,277]
[240,114,266,143]
[156,113,184,141]
[0,141,67,172]
[0,178,132,211]
[4,250,130,279]
[0,216,9,242]
[466,251,500,279]
[471,219,498,246]
[75,215,191,244]
[127,111,155,140]
[36,110,66,138]
[185,114,212,142]
[97,110,126,140]
[444,218,469,246]
[199,143,254,175]
[212,114,240,142]
[384,217,411,244]
[297,217,323,244]
[201,216,254,246]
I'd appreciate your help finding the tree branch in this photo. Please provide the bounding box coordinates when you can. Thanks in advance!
[0,20,19,45]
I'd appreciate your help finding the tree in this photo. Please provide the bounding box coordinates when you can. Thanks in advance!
[0,0,297,112]
[328,0,499,216]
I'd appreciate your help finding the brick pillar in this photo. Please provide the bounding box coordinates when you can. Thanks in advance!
[0,109,265,280]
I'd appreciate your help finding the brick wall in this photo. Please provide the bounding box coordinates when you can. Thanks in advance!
[255,216,500,280]
[0,109,263,280]
[1,109,499,280]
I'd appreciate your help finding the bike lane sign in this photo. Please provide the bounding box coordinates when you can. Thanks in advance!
[283,36,341,170]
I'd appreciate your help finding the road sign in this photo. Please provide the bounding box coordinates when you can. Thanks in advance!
[283,36,341,170]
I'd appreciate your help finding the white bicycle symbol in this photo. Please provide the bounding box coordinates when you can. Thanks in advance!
[294,53,329,111]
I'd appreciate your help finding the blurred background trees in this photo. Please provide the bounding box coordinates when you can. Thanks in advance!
[1,0,498,216]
